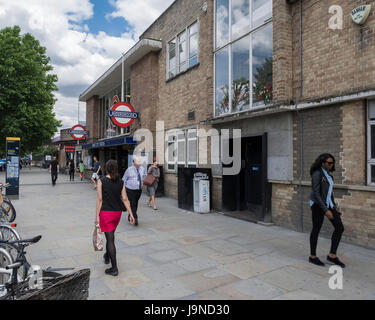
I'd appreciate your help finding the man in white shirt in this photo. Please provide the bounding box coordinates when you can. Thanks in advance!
[122,156,146,226]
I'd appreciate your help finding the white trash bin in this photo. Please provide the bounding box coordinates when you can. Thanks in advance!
[193,172,210,213]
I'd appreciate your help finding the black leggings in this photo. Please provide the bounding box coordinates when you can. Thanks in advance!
[104,231,117,269]
[69,170,74,181]
[310,204,344,256]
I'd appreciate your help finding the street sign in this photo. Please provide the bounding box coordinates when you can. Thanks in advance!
[108,102,139,128]
[5,137,20,197]
[69,124,89,140]
[65,146,75,153]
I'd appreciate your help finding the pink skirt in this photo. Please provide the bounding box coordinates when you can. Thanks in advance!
[99,211,122,232]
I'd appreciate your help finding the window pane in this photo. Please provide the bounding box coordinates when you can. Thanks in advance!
[371,125,375,159]
[232,36,250,112]
[252,24,273,107]
[179,31,187,64]
[178,140,185,163]
[169,39,176,78]
[189,22,198,35]
[189,56,198,68]
[252,0,272,29]
[188,139,198,163]
[216,0,229,48]
[215,48,230,116]
[179,62,187,73]
[369,100,375,120]
[232,0,250,41]
[372,165,375,183]
[189,33,198,58]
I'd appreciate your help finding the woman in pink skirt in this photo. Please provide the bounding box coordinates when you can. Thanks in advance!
[95,160,135,276]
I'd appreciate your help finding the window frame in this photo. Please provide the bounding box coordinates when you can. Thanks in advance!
[167,21,200,80]
[213,0,273,118]
[368,100,375,186]
[165,127,199,172]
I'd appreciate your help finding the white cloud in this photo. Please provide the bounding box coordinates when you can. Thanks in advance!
[0,0,174,131]
[108,0,174,38]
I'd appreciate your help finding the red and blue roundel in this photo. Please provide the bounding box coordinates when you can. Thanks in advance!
[69,125,88,140]
[108,102,139,128]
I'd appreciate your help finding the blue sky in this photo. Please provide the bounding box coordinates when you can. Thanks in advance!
[83,0,131,37]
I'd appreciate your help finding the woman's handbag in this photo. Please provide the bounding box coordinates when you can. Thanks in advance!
[143,173,156,186]
[92,224,103,251]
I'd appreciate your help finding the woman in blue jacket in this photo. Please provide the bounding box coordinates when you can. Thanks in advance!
[309,153,345,268]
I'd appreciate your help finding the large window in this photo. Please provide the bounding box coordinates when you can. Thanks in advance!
[167,22,199,80]
[215,0,272,117]
[166,128,198,172]
[368,100,375,186]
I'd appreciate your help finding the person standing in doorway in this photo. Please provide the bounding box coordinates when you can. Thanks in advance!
[122,156,146,226]
[95,160,135,276]
[49,156,59,186]
[79,160,85,181]
[69,159,75,182]
[91,156,101,190]
[309,153,345,268]
[147,159,160,210]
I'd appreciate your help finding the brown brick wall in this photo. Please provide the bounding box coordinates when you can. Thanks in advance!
[130,52,159,136]
[141,0,214,130]
[86,95,100,143]
[272,0,293,105]
[291,0,375,102]
[341,100,367,185]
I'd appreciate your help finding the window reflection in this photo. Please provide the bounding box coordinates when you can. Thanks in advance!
[168,39,176,78]
[232,35,250,112]
[232,0,250,40]
[252,24,273,106]
[215,48,229,116]
[216,0,229,48]
[252,0,272,28]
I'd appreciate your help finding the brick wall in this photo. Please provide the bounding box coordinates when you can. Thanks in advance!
[86,95,100,143]
[141,0,214,131]
[291,0,375,102]
[272,0,293,105]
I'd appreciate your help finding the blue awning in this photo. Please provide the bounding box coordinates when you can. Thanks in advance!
[83,136,136,150]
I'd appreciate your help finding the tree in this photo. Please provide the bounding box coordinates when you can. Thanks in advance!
[0,26,61,156]
[253,57,273,104]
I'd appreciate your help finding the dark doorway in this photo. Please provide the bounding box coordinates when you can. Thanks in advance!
[222,134,270,223]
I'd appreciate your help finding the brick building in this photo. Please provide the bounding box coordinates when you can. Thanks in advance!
[80,0,375,248]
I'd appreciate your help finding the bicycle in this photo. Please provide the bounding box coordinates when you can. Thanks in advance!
[0,235,74,299]
[0,222,21,260]
[0,183,16,223]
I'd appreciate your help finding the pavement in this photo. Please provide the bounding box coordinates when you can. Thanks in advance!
[1,168,375,300]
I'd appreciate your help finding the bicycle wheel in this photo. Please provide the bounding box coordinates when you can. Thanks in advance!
[0,247,13,285]
[0,207,11,223]
[1,200,16,223]
[0,225,21,260]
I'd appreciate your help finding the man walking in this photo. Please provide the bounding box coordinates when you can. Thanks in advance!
[122,156,146,226]
[49,156,59,186]
[91,156,101,190]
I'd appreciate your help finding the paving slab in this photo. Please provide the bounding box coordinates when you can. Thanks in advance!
[3,169,375,300]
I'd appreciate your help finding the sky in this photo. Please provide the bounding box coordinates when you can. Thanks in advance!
[0,0,174,131]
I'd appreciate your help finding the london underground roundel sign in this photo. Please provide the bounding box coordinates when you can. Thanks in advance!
[69,125,89,140]
[108,102,139,128]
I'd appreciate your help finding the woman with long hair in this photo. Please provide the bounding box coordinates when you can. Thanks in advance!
[95,160,135,276]
[147,159,160,210]
[309,153,345,268]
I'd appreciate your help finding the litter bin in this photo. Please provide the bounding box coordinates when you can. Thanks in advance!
[193,172,210,213]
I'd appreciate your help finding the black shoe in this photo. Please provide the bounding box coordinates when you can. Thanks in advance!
[327,256,346,268]
[105,267,118,276]
[134,219,138,226]
[309,257,325,267]
[103,253,110,265]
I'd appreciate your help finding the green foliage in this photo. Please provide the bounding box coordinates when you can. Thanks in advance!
[33,145,59,158]
[0,26,61,156]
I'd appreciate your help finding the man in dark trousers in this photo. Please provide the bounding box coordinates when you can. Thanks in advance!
[122,156,146,226]
[49,156,59,186]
